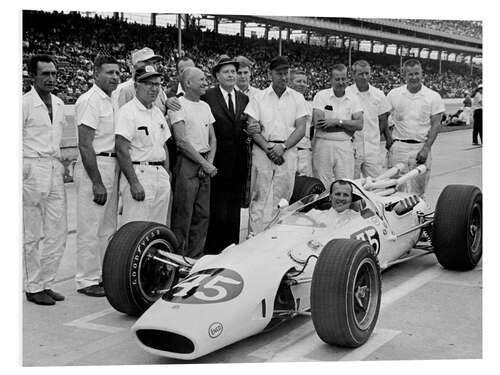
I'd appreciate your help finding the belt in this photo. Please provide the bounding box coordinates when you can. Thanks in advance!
[297,147,311,151]
[132,161,164,166]
[97,152,117,157]
[394,139,423,144]
[268,140,285,143]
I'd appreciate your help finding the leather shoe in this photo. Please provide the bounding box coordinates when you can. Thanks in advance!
[77,284,106,297]
[44,289,65,301]
[26,291,55,305]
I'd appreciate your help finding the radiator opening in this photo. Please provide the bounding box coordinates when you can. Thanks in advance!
[136,329,195,354]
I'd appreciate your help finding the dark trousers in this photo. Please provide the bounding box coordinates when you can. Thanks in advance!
[171,154,210,258]
[473,108,482,144]
[205,176,242,255]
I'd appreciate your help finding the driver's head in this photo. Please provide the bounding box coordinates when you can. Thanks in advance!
[330,180,353,213]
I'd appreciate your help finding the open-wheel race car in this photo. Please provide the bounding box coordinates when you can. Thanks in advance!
[102,164,482,360]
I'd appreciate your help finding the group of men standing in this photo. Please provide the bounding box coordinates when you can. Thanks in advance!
[22,47,445,305]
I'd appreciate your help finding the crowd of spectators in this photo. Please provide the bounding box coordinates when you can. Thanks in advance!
[23,11,482,103]
[388,19,482,40]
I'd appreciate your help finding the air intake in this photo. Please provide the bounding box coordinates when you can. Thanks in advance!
[136,329,195,354]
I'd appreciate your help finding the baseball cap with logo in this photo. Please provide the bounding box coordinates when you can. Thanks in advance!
[131,47,162,66]
[134,65,163,82]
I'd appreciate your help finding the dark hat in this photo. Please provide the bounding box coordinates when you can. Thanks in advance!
[269,56,290,71]
[212,54,239,76]
[134,65,163,82]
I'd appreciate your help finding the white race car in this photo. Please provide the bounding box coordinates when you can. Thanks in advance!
[103,165,482,360]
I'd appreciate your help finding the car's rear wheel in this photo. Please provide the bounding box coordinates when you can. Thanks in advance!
[311,239,381,347]
[103,221,180,316]
[433,185,482,270]
[290,175,325,204]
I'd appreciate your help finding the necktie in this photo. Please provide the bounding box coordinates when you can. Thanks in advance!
[228,92,235,116]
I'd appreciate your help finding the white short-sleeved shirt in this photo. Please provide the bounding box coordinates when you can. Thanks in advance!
[312,88,363,141]
[296,101,312,149]
[75,84,115,154]
[168,96,215,153]
[244,86,309,142]
[235,85,261,101]
[115,97,171,162]
[346,84,391,154]
[23,87,65,158]
[387,84,445,142]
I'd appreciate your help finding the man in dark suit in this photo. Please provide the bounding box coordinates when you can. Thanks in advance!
[201,55,252,255]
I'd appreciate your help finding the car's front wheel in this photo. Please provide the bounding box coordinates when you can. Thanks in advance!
[103,221,180,316]
[311,239,381,347]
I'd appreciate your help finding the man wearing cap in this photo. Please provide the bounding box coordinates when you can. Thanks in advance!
[115,65,172,225]
[201,55,251,254]
[289,69,313,176]
[74,54,120,297]
[23,55,67,305]
[245,56,309,234]
[386,59,445,197]
[168,67,217,258]
[234,55,261,100]
[112,47,167,114]
[346,60,391,179]
[312,63,364,188]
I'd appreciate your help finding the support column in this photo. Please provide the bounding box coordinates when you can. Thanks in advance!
[240,21,245,38]
[184,14,189,30]
[278,27,283,56]
[348,38,352,69]
[287,28,291,41]
[470,55,474,75]
[370,41,374,53]
[113,12,119,20]
[438,50,442,75]
[177,14,183,56]
[325,35,329,48]
[214,16,219,33]
[150,13,156,26]
[383,44,388,54]
[264,25,269,40]
[306,31,311,45]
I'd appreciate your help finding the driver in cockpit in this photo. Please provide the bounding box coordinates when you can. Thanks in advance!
[307,180,361,225]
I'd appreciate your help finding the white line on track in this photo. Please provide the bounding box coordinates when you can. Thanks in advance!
[250,264,442,361]
[64,308,125,333]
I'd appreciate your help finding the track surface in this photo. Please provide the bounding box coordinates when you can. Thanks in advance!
[23,129,482,366]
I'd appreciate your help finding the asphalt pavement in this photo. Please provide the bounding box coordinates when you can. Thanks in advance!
[22,128,483,367]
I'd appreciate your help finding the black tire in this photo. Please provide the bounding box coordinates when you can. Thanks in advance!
[311,239,381,347]
[289,175,325,204]
[103,221,179,316]
[434,185,482,270]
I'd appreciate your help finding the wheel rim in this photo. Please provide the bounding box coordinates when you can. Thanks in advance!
[137,238,177,303]
[351,258,380,331]
[468,202,482,255]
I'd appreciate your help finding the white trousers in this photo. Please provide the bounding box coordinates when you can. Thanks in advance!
[296,148,313,177]
[23,158,67,293]
[74,157,119,289]
[312,138,354,189]
[387,141,432,198]
[120,165,171,227]
[354,143,382,179]
[248,146,297,234]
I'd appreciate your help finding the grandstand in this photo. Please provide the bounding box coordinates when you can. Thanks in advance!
[23,11,482,104]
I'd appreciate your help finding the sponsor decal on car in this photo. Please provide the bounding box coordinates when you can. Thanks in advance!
[164,268,244,304]
[208,322,223,338]
[350,226,381,255]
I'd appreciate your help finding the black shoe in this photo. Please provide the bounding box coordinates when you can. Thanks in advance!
[44,289,65,301]
[473,142,479,145]
[77,284,106,297]
[26,291,55,305]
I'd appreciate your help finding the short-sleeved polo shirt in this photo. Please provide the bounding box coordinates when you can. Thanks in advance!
[346,84,391,153]
[244,85,309,142]
[168,96,215,153]
[75,84,115,154]
[312,88,363,141]
[387,84,445,142]
[23,87,65,158]
[115,97,171,162]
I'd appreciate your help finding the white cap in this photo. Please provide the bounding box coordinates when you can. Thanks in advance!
[131,47,162,66]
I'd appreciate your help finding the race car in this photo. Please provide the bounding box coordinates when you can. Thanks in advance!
[102,164,482,360]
